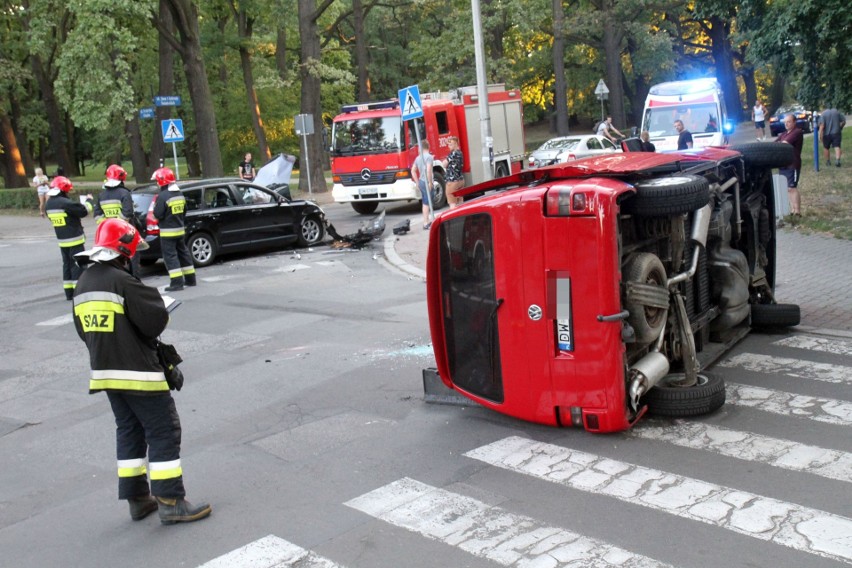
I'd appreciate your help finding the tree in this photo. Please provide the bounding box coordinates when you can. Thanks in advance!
[551,0,569,134]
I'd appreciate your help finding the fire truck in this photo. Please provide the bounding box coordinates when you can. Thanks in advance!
[329,85,526,214]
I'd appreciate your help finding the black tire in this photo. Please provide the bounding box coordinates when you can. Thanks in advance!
[431,171,447,209]
[623,253,669,343]
[731,142,794,169]
[642,372,726,417]
[297,215,325,246]
[751,303,800,328]
[351,201,379,215]
[495,162,510,178]
[188,232,217,268]
[623,175,710,217]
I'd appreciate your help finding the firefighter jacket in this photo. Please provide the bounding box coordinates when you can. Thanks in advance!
[93,184,134,224]
[46,192,90,248]
[153,186,187,239]
[73,261,170,394]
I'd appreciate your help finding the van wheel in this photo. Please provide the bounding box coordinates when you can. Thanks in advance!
[623,175,710,217]
[751,303,800,329]
[431,171,447,209]
[351,201,378,215]
[623,253,669,343]
[495,162,510,178]
[732,142,794,169]
[641,372,725,417]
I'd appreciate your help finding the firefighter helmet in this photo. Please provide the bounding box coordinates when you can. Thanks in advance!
[76,218,149,263]
[47,175,73,196]
[104,164,127,188]
[152,167,176,187]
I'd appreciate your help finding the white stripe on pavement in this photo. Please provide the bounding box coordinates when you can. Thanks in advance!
[197,535,346,568]
[273,264,311,273]
[465,436,852,564]
[726,383,852,426]
[345,477,673,567]
[719,353,851,384]
[773,335,852,357]
[630,421,852,483]
[35,314,73,327]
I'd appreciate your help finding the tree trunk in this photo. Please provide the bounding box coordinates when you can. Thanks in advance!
[232,6,271,161]
[297,0,331,193]
[126,117,148,184]
[741,66,756,110]
[708,16,742,122]
[30,54,77,177]
[276,25,288,81]
[353,0,370,102]
[0,112,28,189]
[151,0,175,175]
[602,8,626,129]
[9,94,35,175]
[551,0,569,135]
[769,70,785,114]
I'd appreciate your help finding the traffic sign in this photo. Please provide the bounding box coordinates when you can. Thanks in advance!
[594,79,609,95]
[398,85,424,121]
[154,95,182,107]
[161,119,185,143]
[139,107,155,119]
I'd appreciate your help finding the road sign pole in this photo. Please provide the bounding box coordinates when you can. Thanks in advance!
[302,131,312,196]
[172,142,180,180]
[413,118,433,220]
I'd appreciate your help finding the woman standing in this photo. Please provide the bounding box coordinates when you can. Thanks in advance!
[443,136,464,209]
[32,167,50,218]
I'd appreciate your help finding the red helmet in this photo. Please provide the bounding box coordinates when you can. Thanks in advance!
[104,164,127,187]
[152,167,176,187]
[93,218,148,259]
[49,176,73,194]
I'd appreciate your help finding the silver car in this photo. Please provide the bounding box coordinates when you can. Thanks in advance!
[528,135,620,168]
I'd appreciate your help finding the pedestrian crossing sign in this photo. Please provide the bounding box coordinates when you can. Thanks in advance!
[398,85,424,121]
[161,119,185,143]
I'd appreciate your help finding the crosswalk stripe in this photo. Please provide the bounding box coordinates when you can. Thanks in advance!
[345,477,674,567]
[465,436,852,563]
[197,535,346,568]
[773,335,852,357]
[726,383,852,426]
[630,421,852,482]
[719,353,851,384]
[36,314,73,327]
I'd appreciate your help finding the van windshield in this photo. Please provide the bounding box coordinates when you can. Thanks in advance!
[332,117,403,156]
[643,103,720,137]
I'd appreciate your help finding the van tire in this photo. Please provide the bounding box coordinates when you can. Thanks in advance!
[351,201,379,215]
[641,372,726,417]
[751,303,800,328]
[623,175,710,217]
[431,171,447,209]
[732,142,794,169]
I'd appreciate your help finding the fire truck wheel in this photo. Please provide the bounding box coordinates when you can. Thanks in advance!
[624,175,710,217]
[623,253,669,344]
[751,303,800,329]
[431,171,447,209]
[641,372,725,417]
[732,142,794,169]
[351,201,379,215]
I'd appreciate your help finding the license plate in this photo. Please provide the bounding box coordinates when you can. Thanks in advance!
[358,187,378,195]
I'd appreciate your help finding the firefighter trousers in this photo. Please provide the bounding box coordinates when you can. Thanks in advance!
[160,236,195,283]
[106,392,186,500]
[59,243,85,299]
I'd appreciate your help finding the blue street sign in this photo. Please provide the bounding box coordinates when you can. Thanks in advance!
[398,85,423,121]
[161,119,185,143]
[139,107,155,119]
[154,95,182,107]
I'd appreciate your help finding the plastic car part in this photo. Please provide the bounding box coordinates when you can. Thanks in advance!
[751,303,801,328]
[640,372,725,417]
[623,175,710,217]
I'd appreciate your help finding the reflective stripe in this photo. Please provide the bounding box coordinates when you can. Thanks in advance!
[182,266,196,276]
[160,228,186,238]
[168,267,183,278]
[74,300,125,316]
[90,378,170,392]
[91,369,166,382]
[58,235,85,247]
[75,291,124,305]
[149,459,182,480]
[63,281,77,290]
[117,458,147,478]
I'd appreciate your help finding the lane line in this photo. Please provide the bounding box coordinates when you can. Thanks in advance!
[630,421,852,482]
[197,535,346,568]
[726,383,852,426]
[719,353,851,384]
[773,335,852,357]
[465,436,852,564]
[35,314,73,327]
[345,477,674,567]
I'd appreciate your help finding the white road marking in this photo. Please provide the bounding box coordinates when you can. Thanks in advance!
[719,353,852,384]
[346,477,673,567]
[630,421,852,482]
[197,535,345,568]
[35,314,73,327]
[465,436,852,564]
[773,335,852,357]
[726,383,852,426]
[273,263,311,273]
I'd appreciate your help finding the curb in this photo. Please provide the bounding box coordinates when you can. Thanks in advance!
[383,233,426,281]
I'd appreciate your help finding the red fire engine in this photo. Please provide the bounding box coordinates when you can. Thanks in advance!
[330,85,526,214]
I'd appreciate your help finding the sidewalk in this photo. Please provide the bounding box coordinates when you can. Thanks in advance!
[384,219,852,333]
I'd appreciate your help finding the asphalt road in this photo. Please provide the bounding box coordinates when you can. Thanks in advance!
[1,194,850,567]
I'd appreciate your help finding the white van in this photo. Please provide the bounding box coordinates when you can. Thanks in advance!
[642,78,733,151]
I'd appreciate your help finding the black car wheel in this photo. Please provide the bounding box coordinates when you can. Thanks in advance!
[751,303,801,328]
[298,215,325,246]
[641,372,726,417]
[188,232,216,267]
[352,201,379,215]
[623,175,710,217]
[431,171,447,209]
[731,142,794,169]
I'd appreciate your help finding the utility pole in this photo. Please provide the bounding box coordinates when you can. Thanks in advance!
[471,0,493,181]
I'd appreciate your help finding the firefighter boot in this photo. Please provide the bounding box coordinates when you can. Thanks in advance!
[164,278,184,292]
[156,497,212,525]
[65,289,74,301]
[184,273,196,287]
[128,496,158,521]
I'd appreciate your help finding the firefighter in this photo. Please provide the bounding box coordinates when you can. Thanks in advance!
[45,176,91,300]
[93,165,140,276]
[73,218,211,524]
[151,167,195,291]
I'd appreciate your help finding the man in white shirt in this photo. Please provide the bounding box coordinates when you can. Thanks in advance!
[752,100,767,141]
[596,116,624,143]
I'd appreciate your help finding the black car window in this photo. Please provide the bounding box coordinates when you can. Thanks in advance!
[204,187,235,209]
[184,189,202,211]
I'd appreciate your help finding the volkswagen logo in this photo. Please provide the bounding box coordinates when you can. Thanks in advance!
[360,168,372,181]
[528,304,543,321]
